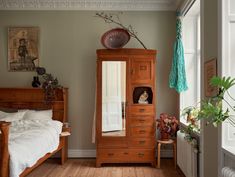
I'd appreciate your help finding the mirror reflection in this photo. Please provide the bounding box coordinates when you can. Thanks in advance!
[102,61,126,136]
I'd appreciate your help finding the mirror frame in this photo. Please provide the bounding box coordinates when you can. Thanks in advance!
[96,57,130,141]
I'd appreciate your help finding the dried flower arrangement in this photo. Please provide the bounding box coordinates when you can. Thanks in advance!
[156,113,179,140]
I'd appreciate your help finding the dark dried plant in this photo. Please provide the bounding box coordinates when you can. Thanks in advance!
[36,67,61,102]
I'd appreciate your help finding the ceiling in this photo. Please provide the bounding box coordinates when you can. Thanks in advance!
[0,0,185,11]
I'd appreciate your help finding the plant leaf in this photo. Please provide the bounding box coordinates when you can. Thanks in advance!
[210,76,235,90]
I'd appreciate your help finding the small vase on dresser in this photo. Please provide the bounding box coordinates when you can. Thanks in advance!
[32,76,41,88]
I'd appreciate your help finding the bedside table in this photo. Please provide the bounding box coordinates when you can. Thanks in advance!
[61,126,71,137]
[60,124,71,164]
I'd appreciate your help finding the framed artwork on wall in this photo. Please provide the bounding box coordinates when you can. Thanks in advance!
[204,58,217,97]
[8,27,39,71]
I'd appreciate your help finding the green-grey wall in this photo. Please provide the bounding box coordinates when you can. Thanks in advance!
[0,11,177,150]
[202,0,219,176]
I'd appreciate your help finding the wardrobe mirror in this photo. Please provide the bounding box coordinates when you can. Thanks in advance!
[102,61,126,137]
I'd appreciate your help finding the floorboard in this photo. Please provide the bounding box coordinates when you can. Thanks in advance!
[27,158,185,177]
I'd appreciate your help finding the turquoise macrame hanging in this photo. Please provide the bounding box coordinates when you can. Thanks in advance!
[169,16,188,93]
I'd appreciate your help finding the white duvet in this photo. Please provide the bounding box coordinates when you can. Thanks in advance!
[8,119,63,177]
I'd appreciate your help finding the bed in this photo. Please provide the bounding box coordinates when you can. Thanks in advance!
[0,88,68,177]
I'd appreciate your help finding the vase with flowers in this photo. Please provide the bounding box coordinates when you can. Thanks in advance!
[157,113,179,141]
[181,106,200,134]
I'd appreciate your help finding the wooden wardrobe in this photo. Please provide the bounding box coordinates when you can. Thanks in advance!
[96,48,157,167]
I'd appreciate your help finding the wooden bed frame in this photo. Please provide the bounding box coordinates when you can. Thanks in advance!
[0,88,68,177]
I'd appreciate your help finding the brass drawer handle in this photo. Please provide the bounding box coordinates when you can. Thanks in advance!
[140,65,147,70]
[139,109,145,112]
[107,153,114,156]
[139,140,146,144]
[138,153,145,157]
[139,130,146,134]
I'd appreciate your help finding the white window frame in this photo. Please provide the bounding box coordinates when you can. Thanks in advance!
[180,5,201,127]
[221,0,235,156]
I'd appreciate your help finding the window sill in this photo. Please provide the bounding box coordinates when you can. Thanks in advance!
[179,122,201,137]
[222,146,235,161]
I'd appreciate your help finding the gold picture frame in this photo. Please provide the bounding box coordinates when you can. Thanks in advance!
[204,58,217,97]
[8,27,39,71]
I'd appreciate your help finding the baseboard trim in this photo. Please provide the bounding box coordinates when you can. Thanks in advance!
[68,149,173,158]
[68,149,96,158]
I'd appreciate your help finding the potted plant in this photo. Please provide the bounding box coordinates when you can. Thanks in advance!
[181,76,235,132]
[199,76,235,127]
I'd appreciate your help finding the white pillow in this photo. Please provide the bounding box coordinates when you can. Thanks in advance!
[0,111,26,122]
[18,109,29,112]
[0,111,9,118]
[23,110,53,121]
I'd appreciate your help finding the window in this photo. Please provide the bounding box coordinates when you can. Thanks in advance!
[180,0,201,126]
[221,0,235,155]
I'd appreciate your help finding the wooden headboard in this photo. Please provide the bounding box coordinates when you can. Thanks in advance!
[0,88,68,123]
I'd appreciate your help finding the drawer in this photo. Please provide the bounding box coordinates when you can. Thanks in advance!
[97,149,130,160]
[97,149,155,162]
[129,105,154,116]
[98,138,127,148]
[130,149,155,161]
[130,116,154,126]
[129,138,155,148]
[130,126,155,137]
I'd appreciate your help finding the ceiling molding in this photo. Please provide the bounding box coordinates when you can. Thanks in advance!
[0,0,182,11]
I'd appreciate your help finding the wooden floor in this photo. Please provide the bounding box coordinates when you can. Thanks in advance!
[28,158,185,177]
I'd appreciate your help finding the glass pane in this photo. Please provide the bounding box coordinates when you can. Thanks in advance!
[230,0,235,14]
[222,22,235,150]
[102,61,126,137]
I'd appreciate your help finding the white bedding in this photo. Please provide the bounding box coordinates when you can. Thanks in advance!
[8,119,63,177]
